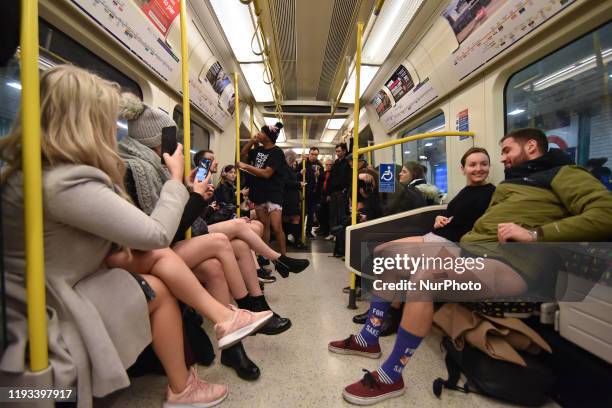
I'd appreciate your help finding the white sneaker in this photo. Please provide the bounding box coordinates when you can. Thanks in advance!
[287,234,295,243]
[325,234,334,240]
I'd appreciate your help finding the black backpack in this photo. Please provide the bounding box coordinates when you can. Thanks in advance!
[434,337,555,406]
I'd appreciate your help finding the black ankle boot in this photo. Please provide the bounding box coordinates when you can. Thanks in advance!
[234,295,253,310]
[274,255,309,277]
[352,310,369,324]
[249,296,292,335]
[220,342,260,381]
[380,305,402,337]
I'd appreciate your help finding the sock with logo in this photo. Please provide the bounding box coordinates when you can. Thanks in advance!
[355,297,390,347]
[376,326,423,384]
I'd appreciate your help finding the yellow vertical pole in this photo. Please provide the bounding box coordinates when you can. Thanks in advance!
[249,102,254,135]
[179,0,192,239]
[234,73,241,218]
[301,118,307,242]
[21,0,48,371]
[348,22,363,309]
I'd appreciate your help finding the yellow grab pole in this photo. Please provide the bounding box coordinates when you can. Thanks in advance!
[249,102,254,135]
[21,0,48,371]
[301,118,307,242]
[179,0,192,239]
[348,22,363,308]
[234,73,241,218]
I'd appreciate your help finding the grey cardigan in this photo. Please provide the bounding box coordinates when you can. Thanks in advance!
[0,164,188,407]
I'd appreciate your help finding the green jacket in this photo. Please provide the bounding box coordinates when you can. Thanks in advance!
[461,150,612,287]
[462,163,612,243]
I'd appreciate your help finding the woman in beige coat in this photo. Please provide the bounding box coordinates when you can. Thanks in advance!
[0,66,268,408]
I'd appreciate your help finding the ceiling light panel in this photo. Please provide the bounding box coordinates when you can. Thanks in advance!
[210,0,261,62]
[326,119,346,130]
[321,129,338,143]
[362,0,425,65]
[340,65,380,104]
[241,63,274,102]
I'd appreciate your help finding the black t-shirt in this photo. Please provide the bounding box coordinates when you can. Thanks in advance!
[435,183,496,242]
[247,145,286,205]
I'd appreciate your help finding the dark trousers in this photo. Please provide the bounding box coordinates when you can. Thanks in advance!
[329,190,349,231]
[305,194,319,236]
[318,199,330,235]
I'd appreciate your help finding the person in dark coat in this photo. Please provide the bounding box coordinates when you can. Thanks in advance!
[383,164,427,215]
[282,150,306,249]
[303,147,324,238]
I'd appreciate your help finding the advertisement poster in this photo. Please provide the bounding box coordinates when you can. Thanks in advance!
[138,0,180,37]
[386,65,415,103]
[442,0,506,45]
[546,121,579,162]
[371,89,393,118]
[204,61,236,116]
[380,78,439,131]
[443,0,576,79]
[71,0,179,80]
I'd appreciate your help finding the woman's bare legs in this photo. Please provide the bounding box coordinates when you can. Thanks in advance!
[269,209,287,255]
[231,239,263,296]
[107,249,233,323]
[173,232,249,300]
[248,219,264,237]
[208,218,281,260]
[255,208,271,245]
[193,258,232,305]
[143,274,189,393]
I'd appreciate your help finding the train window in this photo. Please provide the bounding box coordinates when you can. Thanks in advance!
[39,20,143,99]
[505,22,612,183]
[399,113,448,194]
[173,107,210,163]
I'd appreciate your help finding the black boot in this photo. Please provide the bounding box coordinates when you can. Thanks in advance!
[257,255,270,267]
[220,342,260,381]
[249,295,292,335]
[273,255,309,277]
[380,305,402,337]
[352,310,368,324]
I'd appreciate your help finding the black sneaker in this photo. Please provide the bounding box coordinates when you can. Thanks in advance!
[257,268,276,284]
[257,255,270,267]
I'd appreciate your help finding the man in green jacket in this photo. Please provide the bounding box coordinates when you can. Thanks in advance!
[330,128,612,405]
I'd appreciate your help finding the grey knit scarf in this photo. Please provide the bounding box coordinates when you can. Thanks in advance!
[118,136,170,215]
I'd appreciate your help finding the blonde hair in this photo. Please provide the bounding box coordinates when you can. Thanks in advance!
[0,65,126,191]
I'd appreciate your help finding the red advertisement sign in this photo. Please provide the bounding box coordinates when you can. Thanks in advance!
[139,0,179,36]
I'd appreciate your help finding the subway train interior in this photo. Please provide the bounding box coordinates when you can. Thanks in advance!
[1,0,612,407]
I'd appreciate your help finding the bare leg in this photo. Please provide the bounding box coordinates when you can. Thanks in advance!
[192,258,232,305]
[143,275,189,393]
[173,233,249,300]
[248,220,264,237]
[208,218,281,260]
[269,209,287,255]
[231,239,263,296]
[107,249,233,323]
[255,208,271,245]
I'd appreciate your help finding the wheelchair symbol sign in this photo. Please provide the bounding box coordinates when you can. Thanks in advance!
[379,164,395,193]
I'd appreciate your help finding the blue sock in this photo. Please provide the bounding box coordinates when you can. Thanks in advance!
[355,298,390,347]
[376,327,423,384]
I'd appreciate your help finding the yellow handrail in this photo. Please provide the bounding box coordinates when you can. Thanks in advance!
[179,0,191,239]
[21,0,48,371]
[234,72,241,218]
[348,22,363,309]
[301,118,307,243]
[357,131,474,155]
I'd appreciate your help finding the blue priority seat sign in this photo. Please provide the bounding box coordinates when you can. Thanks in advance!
[379,164,395,193]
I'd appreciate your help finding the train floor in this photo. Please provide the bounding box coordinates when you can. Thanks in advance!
[96,244,559,408]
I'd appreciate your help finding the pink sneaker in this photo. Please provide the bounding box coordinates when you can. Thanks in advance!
[215,305,273,349]
[164,366,228,408]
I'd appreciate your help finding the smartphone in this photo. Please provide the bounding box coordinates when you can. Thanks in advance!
[161,126,178,164]
[196,159,212,182]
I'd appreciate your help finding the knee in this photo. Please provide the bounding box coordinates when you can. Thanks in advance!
[205,259,225,282]
[144,275,173,303]
[210,232,231,246]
